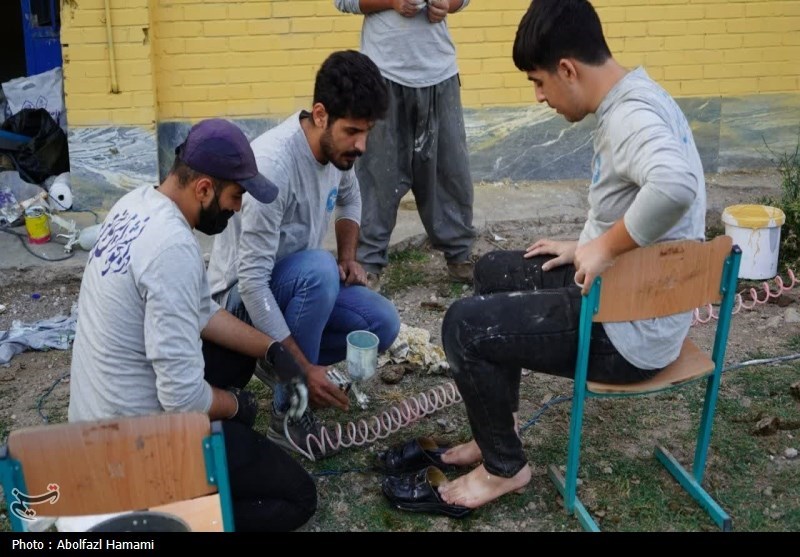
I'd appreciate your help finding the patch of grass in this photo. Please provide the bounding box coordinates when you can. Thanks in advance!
[449,282,466,298]
[759,130,800,272]
[786,334,800,352]
[706,223,726,241]
[246,377,272,435]
[383,249,428,295]
[0,415,9,445]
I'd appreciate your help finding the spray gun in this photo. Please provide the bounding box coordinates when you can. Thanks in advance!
[324,331,380,410]
[49,212,101,253]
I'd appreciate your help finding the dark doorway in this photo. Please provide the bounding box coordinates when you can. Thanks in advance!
[0,1,26,83]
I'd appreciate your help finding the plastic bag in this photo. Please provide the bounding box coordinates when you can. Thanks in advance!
[2,67,66,129]
[1,108,69,184]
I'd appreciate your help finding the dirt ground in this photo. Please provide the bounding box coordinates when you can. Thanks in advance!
[1,175,799,531]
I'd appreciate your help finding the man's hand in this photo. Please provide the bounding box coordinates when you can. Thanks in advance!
[573,237,616,295]
[573,220,638,295]
[338,259,368,286]
[227,388,258,428]
[306,365,350,411]
[426,0,449,23]
[266,342,308,418]
[524,239,578,270]
[393,0,425,17]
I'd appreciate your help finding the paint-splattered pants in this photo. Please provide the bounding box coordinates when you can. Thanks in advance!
[356,75,476,273]
[441,250,657,478]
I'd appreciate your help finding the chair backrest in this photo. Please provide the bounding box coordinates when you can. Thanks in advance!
[592,236,733,323]
[0,412,233,531]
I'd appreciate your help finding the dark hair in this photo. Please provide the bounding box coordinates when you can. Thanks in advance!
[170,154,225,190]
[513,0,611,72]
[313,50,389,123]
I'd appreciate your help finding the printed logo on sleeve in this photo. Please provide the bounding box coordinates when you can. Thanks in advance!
[326,187,338,212]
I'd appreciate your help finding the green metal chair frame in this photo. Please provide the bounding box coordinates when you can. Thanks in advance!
[548,237,742,531]
[0,412,235,532]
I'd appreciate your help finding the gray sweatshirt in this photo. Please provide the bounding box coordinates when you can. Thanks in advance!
[69,185,216,423]
[580,67,706,370]
[334,0,469,88]
[207,112,362,341]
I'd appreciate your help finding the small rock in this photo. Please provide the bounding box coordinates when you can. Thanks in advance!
[766,315,783,328]
[10,414,16,420]
[462,284,469,291]
[769,294,795,308]
[762,486,773,497]
[754,416,780,436]
[379,365,405,384]
[602,466,613,475]
[430,294,437,302]
[0,304,6,314]
[59,286,66,294]
[785,448,798,459]
[784,308,800,323]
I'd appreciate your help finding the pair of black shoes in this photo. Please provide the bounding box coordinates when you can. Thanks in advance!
[376,437,472,519]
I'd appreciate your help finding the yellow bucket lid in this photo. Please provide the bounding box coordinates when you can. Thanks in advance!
[721,204,785,229]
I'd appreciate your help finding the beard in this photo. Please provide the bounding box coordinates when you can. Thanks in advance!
[196,193,234,235]
[320,127,362,171]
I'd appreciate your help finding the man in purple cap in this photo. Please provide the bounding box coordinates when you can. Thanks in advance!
[68,119,317,532]
[206,51,401,460]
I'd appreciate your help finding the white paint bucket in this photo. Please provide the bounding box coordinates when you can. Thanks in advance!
[721,204,785,280]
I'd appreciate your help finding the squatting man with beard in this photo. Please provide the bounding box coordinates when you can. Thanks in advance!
[205,50,401,459]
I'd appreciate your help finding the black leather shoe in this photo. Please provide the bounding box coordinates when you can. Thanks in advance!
[381,466,472,519]
[376,437,461,475]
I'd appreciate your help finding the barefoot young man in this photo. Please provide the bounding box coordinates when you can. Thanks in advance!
[437,0,706,509]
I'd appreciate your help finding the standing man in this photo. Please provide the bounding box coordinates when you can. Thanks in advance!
[437,0,707,509]
[334,0,477,289]
[205,51,400,459]
[69,119,317,532]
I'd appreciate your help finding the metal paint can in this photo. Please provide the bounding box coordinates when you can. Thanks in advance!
[24,206,51,244]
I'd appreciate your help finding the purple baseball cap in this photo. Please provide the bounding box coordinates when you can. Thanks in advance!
[175,119,278,204]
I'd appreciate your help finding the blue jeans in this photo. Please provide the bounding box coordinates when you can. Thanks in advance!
[204,250,400,412]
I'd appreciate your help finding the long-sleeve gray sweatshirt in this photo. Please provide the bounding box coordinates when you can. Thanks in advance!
[580,67,707,370]
[334,0,469,88]
[206,112,361,341]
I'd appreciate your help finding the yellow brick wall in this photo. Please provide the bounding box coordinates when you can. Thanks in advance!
[61,0,157,127]
[62,0,800,124]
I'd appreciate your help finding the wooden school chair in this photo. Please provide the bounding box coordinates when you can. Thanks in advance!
[0,412,235,532]
[548,236,741,531]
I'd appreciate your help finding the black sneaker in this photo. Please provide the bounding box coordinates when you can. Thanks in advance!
[254,357,278,390]
[267,406,339,461]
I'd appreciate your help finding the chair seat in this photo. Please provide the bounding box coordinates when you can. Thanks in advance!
[587,338,714,395]
[150,494,224,532]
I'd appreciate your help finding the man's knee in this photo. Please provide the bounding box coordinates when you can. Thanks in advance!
[374,300,400,353]
[293,250,340,300]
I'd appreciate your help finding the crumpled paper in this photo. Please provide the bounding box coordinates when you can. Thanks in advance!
[378,323,449,374]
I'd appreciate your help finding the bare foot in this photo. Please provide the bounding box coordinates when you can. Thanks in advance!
[441,413,520,467]
[441,440,482,467]
[438,464,531,509]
